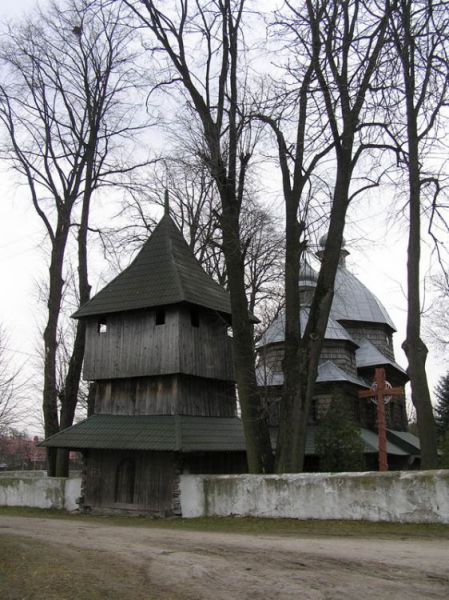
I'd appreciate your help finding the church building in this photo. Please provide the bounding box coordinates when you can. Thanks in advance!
[256,237,421,470]
[42,214,420,514]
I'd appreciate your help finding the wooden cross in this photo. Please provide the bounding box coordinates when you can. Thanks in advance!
[358,367,404,472]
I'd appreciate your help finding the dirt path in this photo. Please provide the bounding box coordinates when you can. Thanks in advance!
[1,516,448,599]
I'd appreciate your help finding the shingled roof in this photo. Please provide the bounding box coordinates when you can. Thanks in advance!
[41,414,420,458]
[73,214,232,319]
[40,415,247,452]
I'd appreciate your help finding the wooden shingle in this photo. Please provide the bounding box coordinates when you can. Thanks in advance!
[73,214,232,319]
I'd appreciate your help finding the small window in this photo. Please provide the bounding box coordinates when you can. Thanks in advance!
[97,317,107,334]
[190,308,199,328]
[155,308,165,325]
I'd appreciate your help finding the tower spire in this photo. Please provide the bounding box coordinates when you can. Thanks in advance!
[164,189,170,216]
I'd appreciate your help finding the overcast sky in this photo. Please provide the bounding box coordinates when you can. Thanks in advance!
[0,0,446,435]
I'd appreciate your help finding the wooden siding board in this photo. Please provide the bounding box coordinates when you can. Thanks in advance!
[84,450,177,513]
[94,374,236,417]
[83,306,234,382]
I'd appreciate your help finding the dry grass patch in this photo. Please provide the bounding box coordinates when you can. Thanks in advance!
[1,507,449,540]
[0,534,157,600]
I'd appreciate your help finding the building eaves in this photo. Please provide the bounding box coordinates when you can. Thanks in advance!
[355,338,407,377]
[256,361,368,388]
[316,361,369,388]
[386,429,420,454]
[40,414,248,452]
[361,428,409,456]
[258,309,357,348]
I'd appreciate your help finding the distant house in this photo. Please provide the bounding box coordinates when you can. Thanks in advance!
[0,433,48,470]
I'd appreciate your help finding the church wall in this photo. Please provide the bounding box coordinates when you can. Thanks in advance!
[257,341,357,378]
[256,343,283,374]
[313,383,361,424]
[175,375,236,416]
[81,449,248,514]
[385,399,409,431]
[83,305,234,382]
[319,342,358,375]
[94,374,237,417]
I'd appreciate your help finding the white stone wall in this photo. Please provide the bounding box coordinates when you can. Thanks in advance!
[180,470,449,524]
[0,472,81,511]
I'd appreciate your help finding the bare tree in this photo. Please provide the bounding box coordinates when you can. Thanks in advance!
[0,0,151,475]
[388,0,449,468]
[251,6,337,471]
[0,325,27,433]
[267,0,391,471]
[125,0,274,472]
[426,276,449,355]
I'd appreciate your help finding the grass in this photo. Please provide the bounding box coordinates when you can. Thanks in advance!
[1,505,449,539]
[0,535,157,600]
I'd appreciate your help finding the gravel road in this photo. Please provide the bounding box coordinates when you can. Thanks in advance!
[1,516,448,599]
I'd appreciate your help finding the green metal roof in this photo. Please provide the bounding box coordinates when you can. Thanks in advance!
[73,214,233,319]
[361,428,408,456]
[301,427,412,456]
[41,415,420,459]
[40,414,248,452]
[386,429,420,455]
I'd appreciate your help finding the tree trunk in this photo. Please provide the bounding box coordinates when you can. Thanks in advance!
[398,1,438,470]
[55,179,93,476]
[276,198,302,471]
[43,223,70,476]
[279,165,352,472]
[402,105,438,468]
[221,199,273,473]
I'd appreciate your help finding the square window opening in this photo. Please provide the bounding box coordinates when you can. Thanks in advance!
[97,318,107,334]
[155,308,165,326]
[190,308,200,328]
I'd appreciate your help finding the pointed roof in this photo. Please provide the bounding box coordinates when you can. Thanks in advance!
[73,214,232,319]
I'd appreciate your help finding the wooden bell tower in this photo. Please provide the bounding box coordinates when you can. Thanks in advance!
[43,207,248,514]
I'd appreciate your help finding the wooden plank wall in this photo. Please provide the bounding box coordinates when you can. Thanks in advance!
[94,374,237,417]
[178,307,234,380]
[83,305,234,382]
[83,308,180,380]
[84,450,177,514]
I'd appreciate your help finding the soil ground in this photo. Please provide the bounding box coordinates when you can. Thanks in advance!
[1,515,449,599]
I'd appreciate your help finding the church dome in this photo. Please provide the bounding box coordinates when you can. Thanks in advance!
[319,233,346,249]
[260,259,396,349]
[299,259,319,288]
